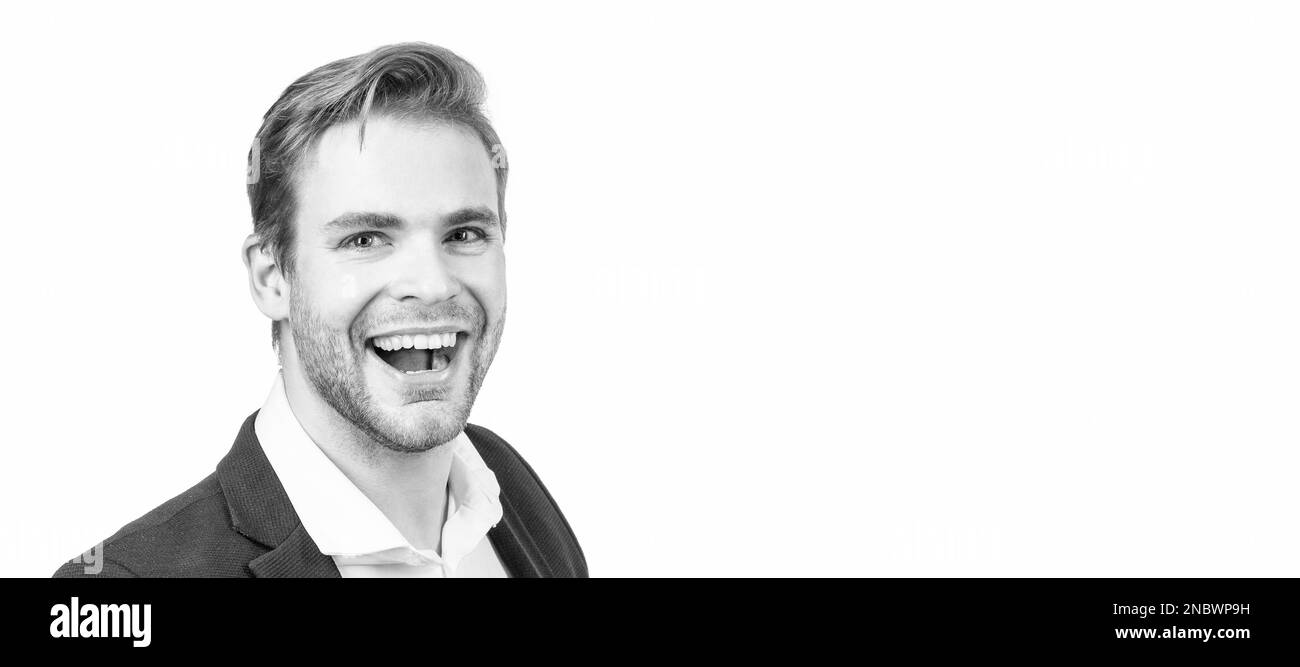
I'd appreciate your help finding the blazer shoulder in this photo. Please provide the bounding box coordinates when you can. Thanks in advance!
[53,472,264,578]
[465,423,588,577]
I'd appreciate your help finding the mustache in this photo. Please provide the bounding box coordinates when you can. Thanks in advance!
[359,302,485,336]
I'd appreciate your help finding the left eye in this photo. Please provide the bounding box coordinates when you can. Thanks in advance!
[448,228,486,243]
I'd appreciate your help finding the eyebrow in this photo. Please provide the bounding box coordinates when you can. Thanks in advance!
[322,207,500,233]
[445,206,500,228]
[322,211,404,233]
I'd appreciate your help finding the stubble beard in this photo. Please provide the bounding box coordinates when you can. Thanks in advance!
[287,282,505,455]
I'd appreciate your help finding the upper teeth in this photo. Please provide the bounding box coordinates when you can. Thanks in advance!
[373,333,458,351]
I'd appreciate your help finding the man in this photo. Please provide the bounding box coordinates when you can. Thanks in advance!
[54,42,586,578]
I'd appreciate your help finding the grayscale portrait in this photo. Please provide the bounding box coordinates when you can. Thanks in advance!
[19,3,1288,589]
[53,42,586,578]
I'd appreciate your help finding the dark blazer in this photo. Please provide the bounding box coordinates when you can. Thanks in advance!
[53,412,587,578]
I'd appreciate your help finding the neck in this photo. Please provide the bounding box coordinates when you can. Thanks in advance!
[279,365,455,552]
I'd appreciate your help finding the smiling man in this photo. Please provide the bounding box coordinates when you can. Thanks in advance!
[54,43,586,578]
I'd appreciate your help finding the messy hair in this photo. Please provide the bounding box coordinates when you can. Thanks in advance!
[246,42,507,352]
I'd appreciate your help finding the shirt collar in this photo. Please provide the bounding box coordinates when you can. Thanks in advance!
[253,372,503,572]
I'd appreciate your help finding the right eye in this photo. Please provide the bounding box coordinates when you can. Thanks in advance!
[342,232,388,250]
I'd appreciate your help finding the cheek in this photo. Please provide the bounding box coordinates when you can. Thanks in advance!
[456,254,506,311]
[332,271,386,321]
[299,268,377,322]
[337,273,361,301]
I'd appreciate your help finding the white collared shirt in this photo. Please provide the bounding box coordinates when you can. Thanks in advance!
[254,373,509,578]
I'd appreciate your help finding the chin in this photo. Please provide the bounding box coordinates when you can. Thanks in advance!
[369,399,472,453]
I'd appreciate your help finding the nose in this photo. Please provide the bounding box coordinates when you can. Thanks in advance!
[384,235,461,304]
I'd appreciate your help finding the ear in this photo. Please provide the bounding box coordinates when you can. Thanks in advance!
[242,233,290,323]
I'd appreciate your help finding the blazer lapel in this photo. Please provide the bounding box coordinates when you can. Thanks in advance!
[249,524,341,577]
[488,492,545,578]
[218,411,341,578]
[472,430,548,578]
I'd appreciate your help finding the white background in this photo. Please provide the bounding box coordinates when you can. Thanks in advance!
[2,1,1297,577]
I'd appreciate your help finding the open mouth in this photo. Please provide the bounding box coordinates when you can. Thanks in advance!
[369,332,464,374]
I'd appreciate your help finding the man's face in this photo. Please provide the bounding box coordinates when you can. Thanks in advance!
[281,116,505,452]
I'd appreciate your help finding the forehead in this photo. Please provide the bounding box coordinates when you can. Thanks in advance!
[293,116,497,233]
